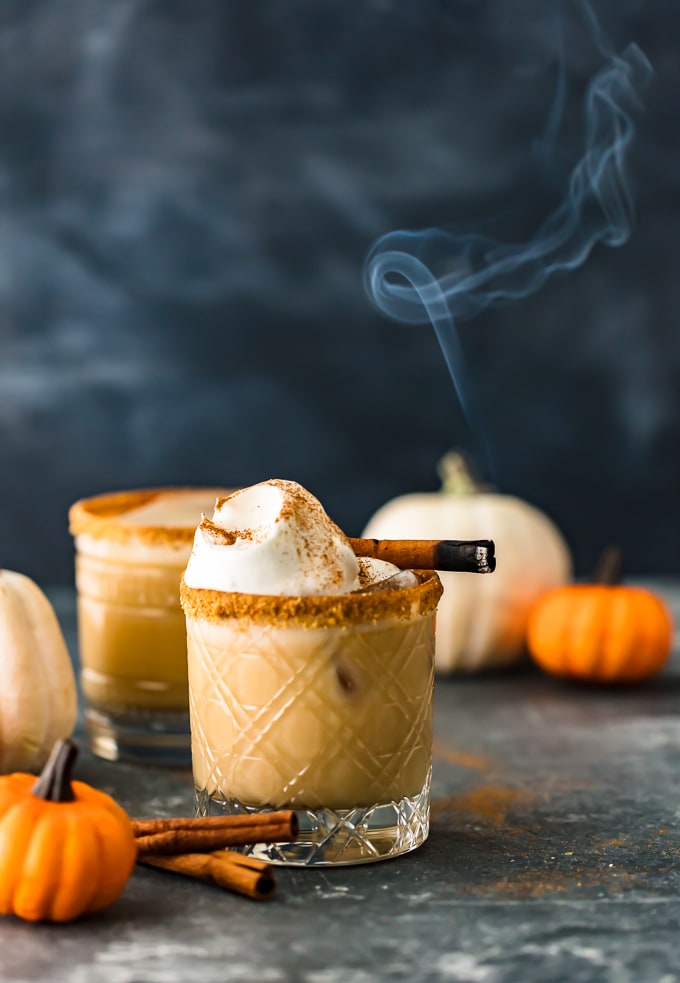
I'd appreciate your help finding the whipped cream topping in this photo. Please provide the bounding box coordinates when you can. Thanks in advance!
[184,479,388,596]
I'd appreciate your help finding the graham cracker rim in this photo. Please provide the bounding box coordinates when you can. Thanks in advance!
[180,570,443,628]
[69,487,232,547]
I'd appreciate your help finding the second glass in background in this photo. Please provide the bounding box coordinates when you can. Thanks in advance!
[69,487,231,765]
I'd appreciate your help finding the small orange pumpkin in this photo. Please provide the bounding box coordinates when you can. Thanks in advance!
[527,548,674,684]
[0,738,137,922]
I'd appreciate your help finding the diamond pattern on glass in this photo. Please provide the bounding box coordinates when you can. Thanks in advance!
[188,616,434,812]
[188,611,434,863]
[195,770,431,866]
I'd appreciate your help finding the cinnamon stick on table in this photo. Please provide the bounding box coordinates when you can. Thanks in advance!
[138,850,276,901]
[133,811,298,856]
[349,537,496,574]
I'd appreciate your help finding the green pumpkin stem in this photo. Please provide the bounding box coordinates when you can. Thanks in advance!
[31,738,78,803]
[594,546,624,586]
[437,451,483,495]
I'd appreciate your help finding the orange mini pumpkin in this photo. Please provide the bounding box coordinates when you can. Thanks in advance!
[527,549,674,684]
[0,738,137,922]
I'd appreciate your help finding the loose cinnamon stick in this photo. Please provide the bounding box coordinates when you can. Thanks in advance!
[139,850,276,901]
[350,537,496,574]
[131,812,296,836]
[134,811,298,856]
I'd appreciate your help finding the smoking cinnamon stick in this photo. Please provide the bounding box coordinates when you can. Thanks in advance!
[350,537,496,574]
[133,811,298,856]
[138,850,276,901]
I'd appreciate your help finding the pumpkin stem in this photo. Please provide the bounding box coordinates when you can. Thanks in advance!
[594,546,624,586]
[31,738,78,803]
[437,451,484,495]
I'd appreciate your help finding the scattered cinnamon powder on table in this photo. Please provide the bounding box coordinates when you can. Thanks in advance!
[432,742,494,773]
[431,784,533,827]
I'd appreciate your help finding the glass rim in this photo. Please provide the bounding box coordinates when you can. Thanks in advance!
[180,570,443,629]
[69,487,233,547]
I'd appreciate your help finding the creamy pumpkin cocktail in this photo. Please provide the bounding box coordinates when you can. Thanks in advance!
[69,487,231,764]
[181,479,443,866]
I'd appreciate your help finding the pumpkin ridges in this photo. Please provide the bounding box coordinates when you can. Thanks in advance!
[650,591,674,657]
[596,590,630,682]
[646,591,673,658]
[470,498,525,667]
[0,799,44,917]
[12,807,68,922]
[527,588,571,676]
[445,571,478,671]
[86,812,114,914]
[555,590,575,676]
[554,589,581,677]
[18,576,78,757]
[50,810,100,922]
[452,497,551,670]
[563,590,604,676]
[525,589,553,672]
[622,591,673,681]
[85,807,138,912]
[596,589,667,683]
[527,586,599,680]
[591,591,613,680]
[571,589,611,679]
[604,589,647,681]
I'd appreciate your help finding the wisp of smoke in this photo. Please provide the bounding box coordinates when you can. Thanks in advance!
[363,17,652,419]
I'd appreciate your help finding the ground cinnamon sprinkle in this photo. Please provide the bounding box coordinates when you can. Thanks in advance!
[180,569,443,628]
[270,479,352,593]
[201,516,251,546]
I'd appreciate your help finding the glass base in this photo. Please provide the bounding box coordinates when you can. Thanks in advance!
[85,706,191,766]
[194,773,431,866]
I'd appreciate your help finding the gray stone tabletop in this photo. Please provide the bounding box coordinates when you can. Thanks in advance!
[2,585,680,983]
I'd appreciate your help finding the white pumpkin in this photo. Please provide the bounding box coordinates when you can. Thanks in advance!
[0,570,78,773]
[363,454,571,674]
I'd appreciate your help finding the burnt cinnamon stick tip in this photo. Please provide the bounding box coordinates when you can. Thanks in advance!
[349,537,496,574]
[434,539,496,574]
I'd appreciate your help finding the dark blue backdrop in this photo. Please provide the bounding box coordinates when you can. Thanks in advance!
[1,0,678,584]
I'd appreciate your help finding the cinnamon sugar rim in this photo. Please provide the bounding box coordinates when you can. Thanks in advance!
[180,571,443,628]
[69,487,231,546]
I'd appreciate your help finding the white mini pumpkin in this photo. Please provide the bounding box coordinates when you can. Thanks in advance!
[0,570,78,773]
[363,454,572,674]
